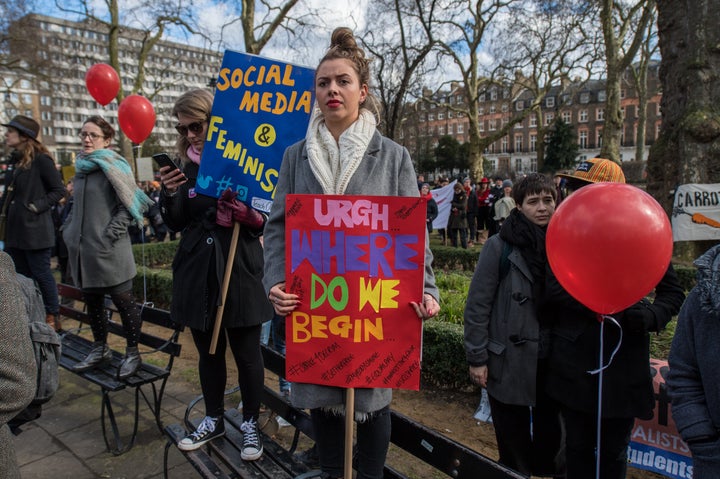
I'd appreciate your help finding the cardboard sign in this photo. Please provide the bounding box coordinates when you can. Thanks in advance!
[196,51,315,212]
[284,194,427,390]
[628,359,693,478]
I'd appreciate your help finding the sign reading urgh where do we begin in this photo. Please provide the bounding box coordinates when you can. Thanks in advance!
[284,194,428,390]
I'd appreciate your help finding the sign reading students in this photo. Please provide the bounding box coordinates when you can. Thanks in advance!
[284,194,427,390]
[197,51,315,211]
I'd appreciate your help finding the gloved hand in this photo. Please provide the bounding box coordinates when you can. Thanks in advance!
[216,188,264,229]
[622,300,658,333]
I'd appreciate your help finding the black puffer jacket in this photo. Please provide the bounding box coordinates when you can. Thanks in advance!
[159,161,272,331]
[544,263,685,419]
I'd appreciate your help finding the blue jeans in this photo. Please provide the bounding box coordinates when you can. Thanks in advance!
[271,314,291,393]
[7,247,59,315]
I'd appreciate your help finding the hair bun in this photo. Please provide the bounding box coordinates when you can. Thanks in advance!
[330,27,357,50]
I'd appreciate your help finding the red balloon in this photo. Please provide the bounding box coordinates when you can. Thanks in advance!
[118,95,156,144]
[546,183,673,315]
[85,63,120,106]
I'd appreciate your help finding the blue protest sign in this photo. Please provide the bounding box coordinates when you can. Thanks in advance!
[197,50,315,212]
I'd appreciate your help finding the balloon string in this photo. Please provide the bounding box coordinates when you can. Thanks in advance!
[586,314,622,375]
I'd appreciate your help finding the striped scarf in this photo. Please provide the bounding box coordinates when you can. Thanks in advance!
[75,149,154,225]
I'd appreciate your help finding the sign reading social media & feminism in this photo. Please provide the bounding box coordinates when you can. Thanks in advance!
[284,194,428,390]
[197,50,315,211]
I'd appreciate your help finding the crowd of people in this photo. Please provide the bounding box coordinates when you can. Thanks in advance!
[0,25,718,479]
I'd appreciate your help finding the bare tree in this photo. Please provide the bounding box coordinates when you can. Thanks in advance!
[359,0,439,141]
[627,6,658,165]
[431,0,599,179]
[650,0,720,258]
[431,0,515,180]
[493,0,599,170]
[598,0,656,163]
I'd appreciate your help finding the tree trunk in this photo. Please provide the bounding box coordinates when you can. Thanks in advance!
[650,0,720,259]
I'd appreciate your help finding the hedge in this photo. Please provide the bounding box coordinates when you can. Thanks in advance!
[130,241,696,390]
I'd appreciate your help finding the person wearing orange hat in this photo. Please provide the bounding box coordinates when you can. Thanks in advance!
[545,158,686,479]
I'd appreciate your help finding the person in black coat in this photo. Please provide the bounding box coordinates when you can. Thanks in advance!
[158,89,272,460]
[544,158,686,479]
[1,116,65,331]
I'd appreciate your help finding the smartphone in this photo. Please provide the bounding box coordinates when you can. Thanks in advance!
[153,153,179,171]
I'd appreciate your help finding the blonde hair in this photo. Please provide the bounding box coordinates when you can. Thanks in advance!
[318,27,381,120]
[171,88,214,164]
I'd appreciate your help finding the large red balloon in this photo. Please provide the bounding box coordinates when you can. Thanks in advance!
[85,63,120,106]
[118,95,156,144]
[546,183,673,315]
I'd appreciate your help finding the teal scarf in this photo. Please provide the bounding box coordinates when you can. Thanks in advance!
[75,149,154,225]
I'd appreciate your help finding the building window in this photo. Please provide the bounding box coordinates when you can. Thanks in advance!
[448,111,454,119]
[501,137,508,153]
[546,96,555,108]
[515,158,522,172]
[529,116,537,127]
[598,90,606,102]
[501,103,508,112]
[620,89,626,99]
[597,130,603,148]
[489,119,497,131]
[515,134,523,152]
[516,100,524,110]
[596,109,604,121]
[579,130,588,148]
[457,123,464,133]
[579,109,588,122]
[530,158,537,171]
[438,125,445,135]
[428,113,434,121]
[562,111,571,123]
[490,105,496,113]
[545,112,554,125]
[490,90,497,101]
[438,112,445,120]
[562,94,571,105]
[580,92,590,104]
[479,121,485,132]
[479,93,485,102]
[530,134,537,152]
[479,107,484,115]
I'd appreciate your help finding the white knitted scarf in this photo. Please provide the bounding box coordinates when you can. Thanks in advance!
[305,107,377,195]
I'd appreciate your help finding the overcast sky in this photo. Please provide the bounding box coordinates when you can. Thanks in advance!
[36,0,369,68]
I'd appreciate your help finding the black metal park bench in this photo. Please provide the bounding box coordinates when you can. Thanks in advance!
[57,283,183,455]
[163,343,528,479]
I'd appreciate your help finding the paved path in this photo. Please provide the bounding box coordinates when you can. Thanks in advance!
[14,368,201,478]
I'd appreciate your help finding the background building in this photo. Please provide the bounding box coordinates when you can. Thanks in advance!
[401,63,662,179]
[1,13,222,164]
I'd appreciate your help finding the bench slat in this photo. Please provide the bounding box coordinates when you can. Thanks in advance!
[165,424,232,479]
[224,408,310,478]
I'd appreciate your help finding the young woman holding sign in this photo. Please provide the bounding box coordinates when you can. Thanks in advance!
[263,28,440,479]
[158,89,272,459]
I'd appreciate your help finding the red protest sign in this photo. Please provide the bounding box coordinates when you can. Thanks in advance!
[284,194,427,390]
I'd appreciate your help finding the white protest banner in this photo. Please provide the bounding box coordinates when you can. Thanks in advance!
[431,180,457,230]
[671,183,720,241]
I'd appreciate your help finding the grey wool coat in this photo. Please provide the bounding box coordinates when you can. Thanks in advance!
[62,169,136,289]
[263,131,439,414]
[0,252,36,479]
[464,234,540,406]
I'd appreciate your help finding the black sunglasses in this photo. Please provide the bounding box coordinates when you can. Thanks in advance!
[175,121,205,137]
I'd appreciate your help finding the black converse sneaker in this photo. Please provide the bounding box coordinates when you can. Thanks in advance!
[178,416,225,451]
[240,418,263,460]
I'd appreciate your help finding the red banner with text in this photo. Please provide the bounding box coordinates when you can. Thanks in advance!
[284,194,427,390]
